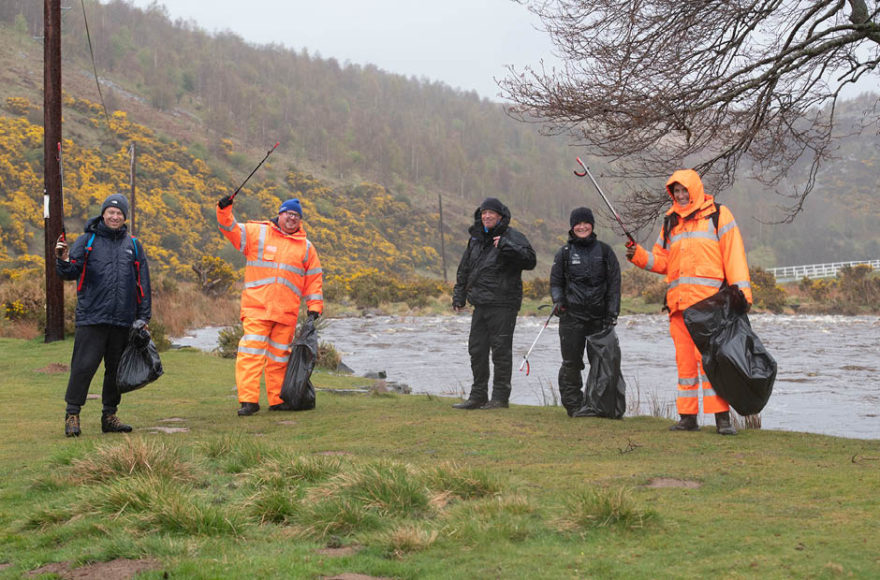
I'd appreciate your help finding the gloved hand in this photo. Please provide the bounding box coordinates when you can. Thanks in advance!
[132,319,148,330]
[218,195,234,209]
[55,234,69,261]
[625,241,638,260]
[307,311,320,322]
[553,302,566,316]
[605,315,618,328]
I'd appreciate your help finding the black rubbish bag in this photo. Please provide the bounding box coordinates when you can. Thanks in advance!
[279,318,317,411]
[683,285,776,416]
[573,326,626,419]
[117,321,163,394]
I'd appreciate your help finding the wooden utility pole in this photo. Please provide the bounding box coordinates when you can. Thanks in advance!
[129,143,136,235]
[44,0,64,343]
[438,193,447,282]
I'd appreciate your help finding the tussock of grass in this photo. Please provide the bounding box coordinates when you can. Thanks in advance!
[68,438,191,484]
[556,487,658,532]
[425,462,503,500]
[199,433,279,473]
[443,494,537,543]
[384,525,439,559]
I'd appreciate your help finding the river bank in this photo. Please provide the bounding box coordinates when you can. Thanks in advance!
[173,312,880,440]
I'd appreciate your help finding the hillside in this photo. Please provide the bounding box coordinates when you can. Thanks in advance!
[0,0,878,287]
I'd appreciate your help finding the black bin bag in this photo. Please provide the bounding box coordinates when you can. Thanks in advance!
[683,285,776,416]
[573,326,627,419]
[117,321,164,394]
[280,318,318,411]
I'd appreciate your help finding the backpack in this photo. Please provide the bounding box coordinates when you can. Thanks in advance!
[77,233,144,304]
[661,203,723,249]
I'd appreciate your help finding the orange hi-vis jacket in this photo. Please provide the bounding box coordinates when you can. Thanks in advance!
[629,170,752,314]
[217,205,323,326]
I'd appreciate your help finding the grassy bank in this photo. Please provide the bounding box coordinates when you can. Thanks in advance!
[1,337,878,579]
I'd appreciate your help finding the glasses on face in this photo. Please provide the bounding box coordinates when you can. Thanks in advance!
[280,211,301,220]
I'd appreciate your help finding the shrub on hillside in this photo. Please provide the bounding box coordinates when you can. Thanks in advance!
[837,264,880,307]
[523,278,550,300]
[192,255,237,297]
[621,267,666,304]
[749,267,787,313]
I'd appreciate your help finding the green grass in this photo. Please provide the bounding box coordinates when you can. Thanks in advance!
[1,336,879,579]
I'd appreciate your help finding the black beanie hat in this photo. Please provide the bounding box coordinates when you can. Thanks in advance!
[100,193,129,220]
[479,197,505,215]
[570,207,594,228]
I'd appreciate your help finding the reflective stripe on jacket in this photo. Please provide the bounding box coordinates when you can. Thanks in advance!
[217,205,323,326]
[630,170,752,314]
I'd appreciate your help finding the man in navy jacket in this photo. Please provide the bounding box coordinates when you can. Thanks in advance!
[56,193,151,437]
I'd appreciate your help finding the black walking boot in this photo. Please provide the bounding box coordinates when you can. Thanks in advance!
[101,412,132,433]
[669,414,699,431]
[479,400,509,409]
[452,399,485,410]
[65,413,81,437]
[269,402,295,411]
[237,402,260,416]
[715,411,737,435]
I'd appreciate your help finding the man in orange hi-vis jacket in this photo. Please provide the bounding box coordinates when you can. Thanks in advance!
[626,169,752,435]
[217,196,323,416]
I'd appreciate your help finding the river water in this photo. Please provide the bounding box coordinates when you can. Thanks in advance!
[173,314,880,440]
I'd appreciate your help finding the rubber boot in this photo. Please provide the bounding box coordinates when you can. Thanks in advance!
[715,411,737,435]
[669,414,699,431]
[452,399,485,410]
[237,402,260,416]
[65,413,81,437]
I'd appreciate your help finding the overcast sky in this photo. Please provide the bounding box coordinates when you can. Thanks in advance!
[126,0,559,102]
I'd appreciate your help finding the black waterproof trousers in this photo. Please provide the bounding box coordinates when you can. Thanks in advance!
[467,305,518,403]
[558,314,605,416]
[65,324,129,415]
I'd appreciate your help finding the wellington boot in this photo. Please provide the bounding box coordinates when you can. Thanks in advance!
[269,402,295,411]
[669,414,699,431]
[101,413,132,433]
[715,411,738,435]
[452,399,485,410]
[65,413,81,438]
[237,402,260,416]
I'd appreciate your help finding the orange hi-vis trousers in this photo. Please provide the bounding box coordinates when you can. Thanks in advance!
[669,312,729,415]
[235,318,296,406]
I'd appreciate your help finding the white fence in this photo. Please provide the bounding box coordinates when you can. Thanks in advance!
[768,260,880,283]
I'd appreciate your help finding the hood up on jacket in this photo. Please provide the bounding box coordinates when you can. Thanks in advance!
[665,169,708,218]
[468,199,511,238]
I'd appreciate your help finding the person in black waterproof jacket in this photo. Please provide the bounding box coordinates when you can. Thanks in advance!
[550,207,621,416]
[55,193,151,437]
[452,197,536,409]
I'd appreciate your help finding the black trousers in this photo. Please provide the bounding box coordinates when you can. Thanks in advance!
[467,305,518,403]
[558,314,605,415]
[65,324,130,415]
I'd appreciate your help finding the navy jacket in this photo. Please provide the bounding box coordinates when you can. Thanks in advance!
[453,201,536,310]
[550,232,620,321]
[56,217,151,327]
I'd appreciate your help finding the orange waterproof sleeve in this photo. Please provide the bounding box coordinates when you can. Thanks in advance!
[629,237,668,276]
[302,242,324,314]
[716,206,752,304]
[217,204,251,255]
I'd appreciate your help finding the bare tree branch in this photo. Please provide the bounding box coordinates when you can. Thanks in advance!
[502,0,880,228]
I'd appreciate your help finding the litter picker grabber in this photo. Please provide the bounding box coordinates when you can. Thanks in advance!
[518,304,558,376]
[573,157,636,246]
[57,142,66,241]
[229,142,280,201]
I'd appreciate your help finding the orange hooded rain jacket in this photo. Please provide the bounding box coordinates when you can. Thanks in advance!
[629,170,752,313]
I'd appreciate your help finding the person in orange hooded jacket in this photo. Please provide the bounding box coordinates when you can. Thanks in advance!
[626,170,752,435]
[217,195,323,416]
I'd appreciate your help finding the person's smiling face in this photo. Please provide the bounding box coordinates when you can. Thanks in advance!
[102,207,125,230]
[672,183,690,206]
[278,210,301,234]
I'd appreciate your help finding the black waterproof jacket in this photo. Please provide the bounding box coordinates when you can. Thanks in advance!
[56,217,152,327]
[550,232,620,321]
[453,202,536,310]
